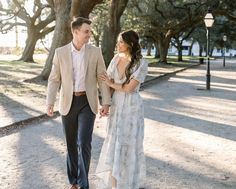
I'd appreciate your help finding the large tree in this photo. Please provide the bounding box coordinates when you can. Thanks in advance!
[0,0,55,62]
[171,28,195,61]
[213,0,236,50]
[125,0,225,64]
[40,0,103,80]
[101,0,129,66]
[142,0,215,63]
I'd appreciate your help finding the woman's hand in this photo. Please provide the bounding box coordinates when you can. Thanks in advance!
[99,72,113,87]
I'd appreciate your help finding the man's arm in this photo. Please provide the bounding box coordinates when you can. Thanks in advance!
[100,72,140,93]
[46,50,61,116]
[96,48,112,105]
[96,48,111,117]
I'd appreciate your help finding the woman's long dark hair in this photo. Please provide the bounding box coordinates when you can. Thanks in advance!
[121,30,142,85]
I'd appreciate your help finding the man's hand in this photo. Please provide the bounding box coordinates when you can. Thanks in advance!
[47,105,54,117]
[99,105,110,118]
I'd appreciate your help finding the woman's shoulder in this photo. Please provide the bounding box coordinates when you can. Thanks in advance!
[133,58,147,71]
[110,54,120,65]
[132,58,148,74]
[139,58,148,71]
[113,53,120,61]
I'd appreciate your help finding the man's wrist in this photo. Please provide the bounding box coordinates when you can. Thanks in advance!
[102,104,110,107]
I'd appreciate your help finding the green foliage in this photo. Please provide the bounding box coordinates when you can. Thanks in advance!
[90,1,109,46]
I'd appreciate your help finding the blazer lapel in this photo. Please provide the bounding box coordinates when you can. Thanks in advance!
[65,44,73,82]
[84,44,90,75]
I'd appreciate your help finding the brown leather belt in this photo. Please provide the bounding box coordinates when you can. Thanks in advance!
[73,91,86,96]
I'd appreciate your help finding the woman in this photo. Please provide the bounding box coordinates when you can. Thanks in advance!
[96,30,148,189]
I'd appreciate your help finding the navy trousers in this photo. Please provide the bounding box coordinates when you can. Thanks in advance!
[61,95,96,189]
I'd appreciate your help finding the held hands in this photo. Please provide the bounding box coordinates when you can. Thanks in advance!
[99,72,113,87]
[99,72,111,118]
[99,105,110,118]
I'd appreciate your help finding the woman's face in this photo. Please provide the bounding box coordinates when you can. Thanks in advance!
[116,36,130,54]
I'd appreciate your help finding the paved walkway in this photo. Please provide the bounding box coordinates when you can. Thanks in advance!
[0,59,236,189]
[0,59,195,130]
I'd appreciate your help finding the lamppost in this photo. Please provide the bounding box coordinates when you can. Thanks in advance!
[204,9,214,90]
[223,35,227,67]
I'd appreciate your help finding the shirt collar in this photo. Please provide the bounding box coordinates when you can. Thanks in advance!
[71,42,85,53]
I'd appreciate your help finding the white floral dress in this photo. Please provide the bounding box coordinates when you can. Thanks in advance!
[96,55,148,189]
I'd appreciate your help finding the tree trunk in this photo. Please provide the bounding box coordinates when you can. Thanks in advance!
[146,42,152,56]
[20,29,54,63]
[177,47,183,61]
[101,0,129,66]
[210,48,214,57]
[158,37,171,64]
[173,37,183,61]
[101,25,118,66]
[40,0,103,80]
[154,41,160,58]
[19,29,39,62]
[188,40,194,56]
[199,44,203,57]
[71,0,103,18]
[40,0,72,80]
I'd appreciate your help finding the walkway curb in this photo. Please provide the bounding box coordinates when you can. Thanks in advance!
[0,112,60,135]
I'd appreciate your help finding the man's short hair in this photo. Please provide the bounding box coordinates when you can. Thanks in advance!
[71,17,92,30]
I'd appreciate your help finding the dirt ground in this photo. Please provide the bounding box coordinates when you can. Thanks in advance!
[0,58,235,189]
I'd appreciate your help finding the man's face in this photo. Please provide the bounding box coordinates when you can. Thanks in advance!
[73,23,91,45]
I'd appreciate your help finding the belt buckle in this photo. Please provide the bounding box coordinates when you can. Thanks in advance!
[74,91,86,96]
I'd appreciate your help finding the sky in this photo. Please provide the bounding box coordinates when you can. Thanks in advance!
[0,29,27,48]
[0,0,37,47]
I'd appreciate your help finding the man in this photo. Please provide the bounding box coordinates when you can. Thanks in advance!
[46,17,111,189]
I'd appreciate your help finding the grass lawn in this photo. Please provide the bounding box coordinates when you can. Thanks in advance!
[144,55,201,66]
[0,55,50,128]
[0,57,46,97]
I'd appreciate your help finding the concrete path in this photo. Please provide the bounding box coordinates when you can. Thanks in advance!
[0,58,193,130]
[0,59,236,189]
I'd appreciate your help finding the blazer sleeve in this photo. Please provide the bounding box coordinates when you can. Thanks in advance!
[46,49,61,106]
[96,48,112,105]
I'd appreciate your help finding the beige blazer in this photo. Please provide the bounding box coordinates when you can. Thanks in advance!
[46,43,111,115]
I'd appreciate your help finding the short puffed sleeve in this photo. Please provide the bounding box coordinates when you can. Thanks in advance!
[131,59,148,83]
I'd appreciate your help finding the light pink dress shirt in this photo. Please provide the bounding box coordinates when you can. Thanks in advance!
[71,42,86,92]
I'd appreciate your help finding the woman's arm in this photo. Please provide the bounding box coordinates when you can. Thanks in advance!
[99,72,139,93]
[110,79,139,93]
